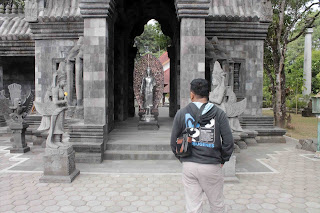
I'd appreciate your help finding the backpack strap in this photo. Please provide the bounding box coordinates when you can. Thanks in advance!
[192,103,208,127]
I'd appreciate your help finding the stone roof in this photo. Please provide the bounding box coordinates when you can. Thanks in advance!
[209,0,272,22]
[38,0,82,22]
[0,16,32,40]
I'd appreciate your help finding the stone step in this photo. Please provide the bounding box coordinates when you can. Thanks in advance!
[106,143,171,151]
[104,150,176,160]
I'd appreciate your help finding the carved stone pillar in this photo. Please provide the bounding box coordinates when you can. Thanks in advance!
[67,0,115,163]
[80,0,115,125]
[176,0,210,108]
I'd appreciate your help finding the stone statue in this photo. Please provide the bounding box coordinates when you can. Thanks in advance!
[0,90,10,121]
[25,0,38,22]
[8,84,34,123]
[35,63,80,183]
[65,37,84,107]
[140,67,156,115]
[7,84,34,153]
[209,61,247,132]
[34,62,69,149]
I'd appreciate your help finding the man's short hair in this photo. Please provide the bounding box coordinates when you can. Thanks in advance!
[190,78,209,98]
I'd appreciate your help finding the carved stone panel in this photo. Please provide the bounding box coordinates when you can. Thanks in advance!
[25,0,38,22]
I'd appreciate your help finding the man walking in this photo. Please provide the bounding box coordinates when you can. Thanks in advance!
[171,78,234,213]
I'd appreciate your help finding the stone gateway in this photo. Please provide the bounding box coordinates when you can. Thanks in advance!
[0,0,283,163]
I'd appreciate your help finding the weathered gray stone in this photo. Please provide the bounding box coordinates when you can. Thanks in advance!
[297,139,317,152]
[25,0,38,22]
[9,122,30,153]
[223,155,239,182]
[208,60,247,132]
[180,18,206,108]
[0,115,6,127]
[237,141,248,149]
[40,146,80,183]
[138,120,159,131]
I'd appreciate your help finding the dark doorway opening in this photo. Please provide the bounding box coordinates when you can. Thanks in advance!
[111,0,179,132]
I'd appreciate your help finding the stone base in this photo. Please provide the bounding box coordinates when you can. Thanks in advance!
[41,146,80,183]
[9,146,30,153]
[69,124,106,164]
[256,136,286,143]
[223,155,239,183]
[138,120,159,130]
[9,122,30,154]
[40,169,80,183]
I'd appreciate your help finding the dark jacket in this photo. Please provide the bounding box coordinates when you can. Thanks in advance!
[170,102,234,164]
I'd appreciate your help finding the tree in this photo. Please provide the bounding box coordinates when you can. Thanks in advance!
[264,0,320,127]
[0,0,24,6]
[135,21,171,57]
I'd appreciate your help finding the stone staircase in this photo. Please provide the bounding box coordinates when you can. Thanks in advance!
[103,113,176,161]
[104,142,175,160]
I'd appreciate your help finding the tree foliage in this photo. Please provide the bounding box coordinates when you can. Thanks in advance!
[134,21,171,57]
[264,0,320,127]
[0,0,24,6]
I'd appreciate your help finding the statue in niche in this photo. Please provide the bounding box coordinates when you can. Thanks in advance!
[65,37,84,107]
[209,61,247,132]
[0,90,10,120]
[141,67,156,116]
[134,54,163,129]
[34,62,69,149]
[25,0,38,22]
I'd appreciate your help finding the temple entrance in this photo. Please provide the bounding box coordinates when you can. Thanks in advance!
[111,0,180,132]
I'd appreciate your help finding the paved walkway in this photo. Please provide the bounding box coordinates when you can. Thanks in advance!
[1,136,320,212]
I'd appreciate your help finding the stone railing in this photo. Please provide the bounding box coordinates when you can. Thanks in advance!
[0,4,24,15]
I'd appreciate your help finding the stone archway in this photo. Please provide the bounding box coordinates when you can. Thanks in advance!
[68,0,209,163]
[112,0,180,130]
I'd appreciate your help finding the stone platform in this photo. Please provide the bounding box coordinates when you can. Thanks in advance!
[40,146,80,183]
[240,115,286,143]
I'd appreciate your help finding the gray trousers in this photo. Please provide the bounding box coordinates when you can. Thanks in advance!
[182,162,225,213]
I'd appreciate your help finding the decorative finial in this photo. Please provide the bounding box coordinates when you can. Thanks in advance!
[5,4,11,14]
[18,5,23,14]
[12,4,17,14]
[0,5,4,14]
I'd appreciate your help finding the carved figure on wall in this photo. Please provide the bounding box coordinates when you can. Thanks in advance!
[25,0,38,22]
[140,67,156,115]
[34,62,69,149]
[0,90,10,121]
[258,0,273,22]
[65,37,84,107]
[209,62,247,132]
[8,84,34,123]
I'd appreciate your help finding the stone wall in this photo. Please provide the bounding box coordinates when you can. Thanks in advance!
[34,40,77,103]
[1,56,35,96]
[219,39,264,116]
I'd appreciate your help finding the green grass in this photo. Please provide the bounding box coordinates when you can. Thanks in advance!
[262,109,318,140]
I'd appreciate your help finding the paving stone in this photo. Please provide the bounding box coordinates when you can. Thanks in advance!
[75,206,91,213]
[247,203,262,210]
[154,205,169,212]
[91,206,106,212]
